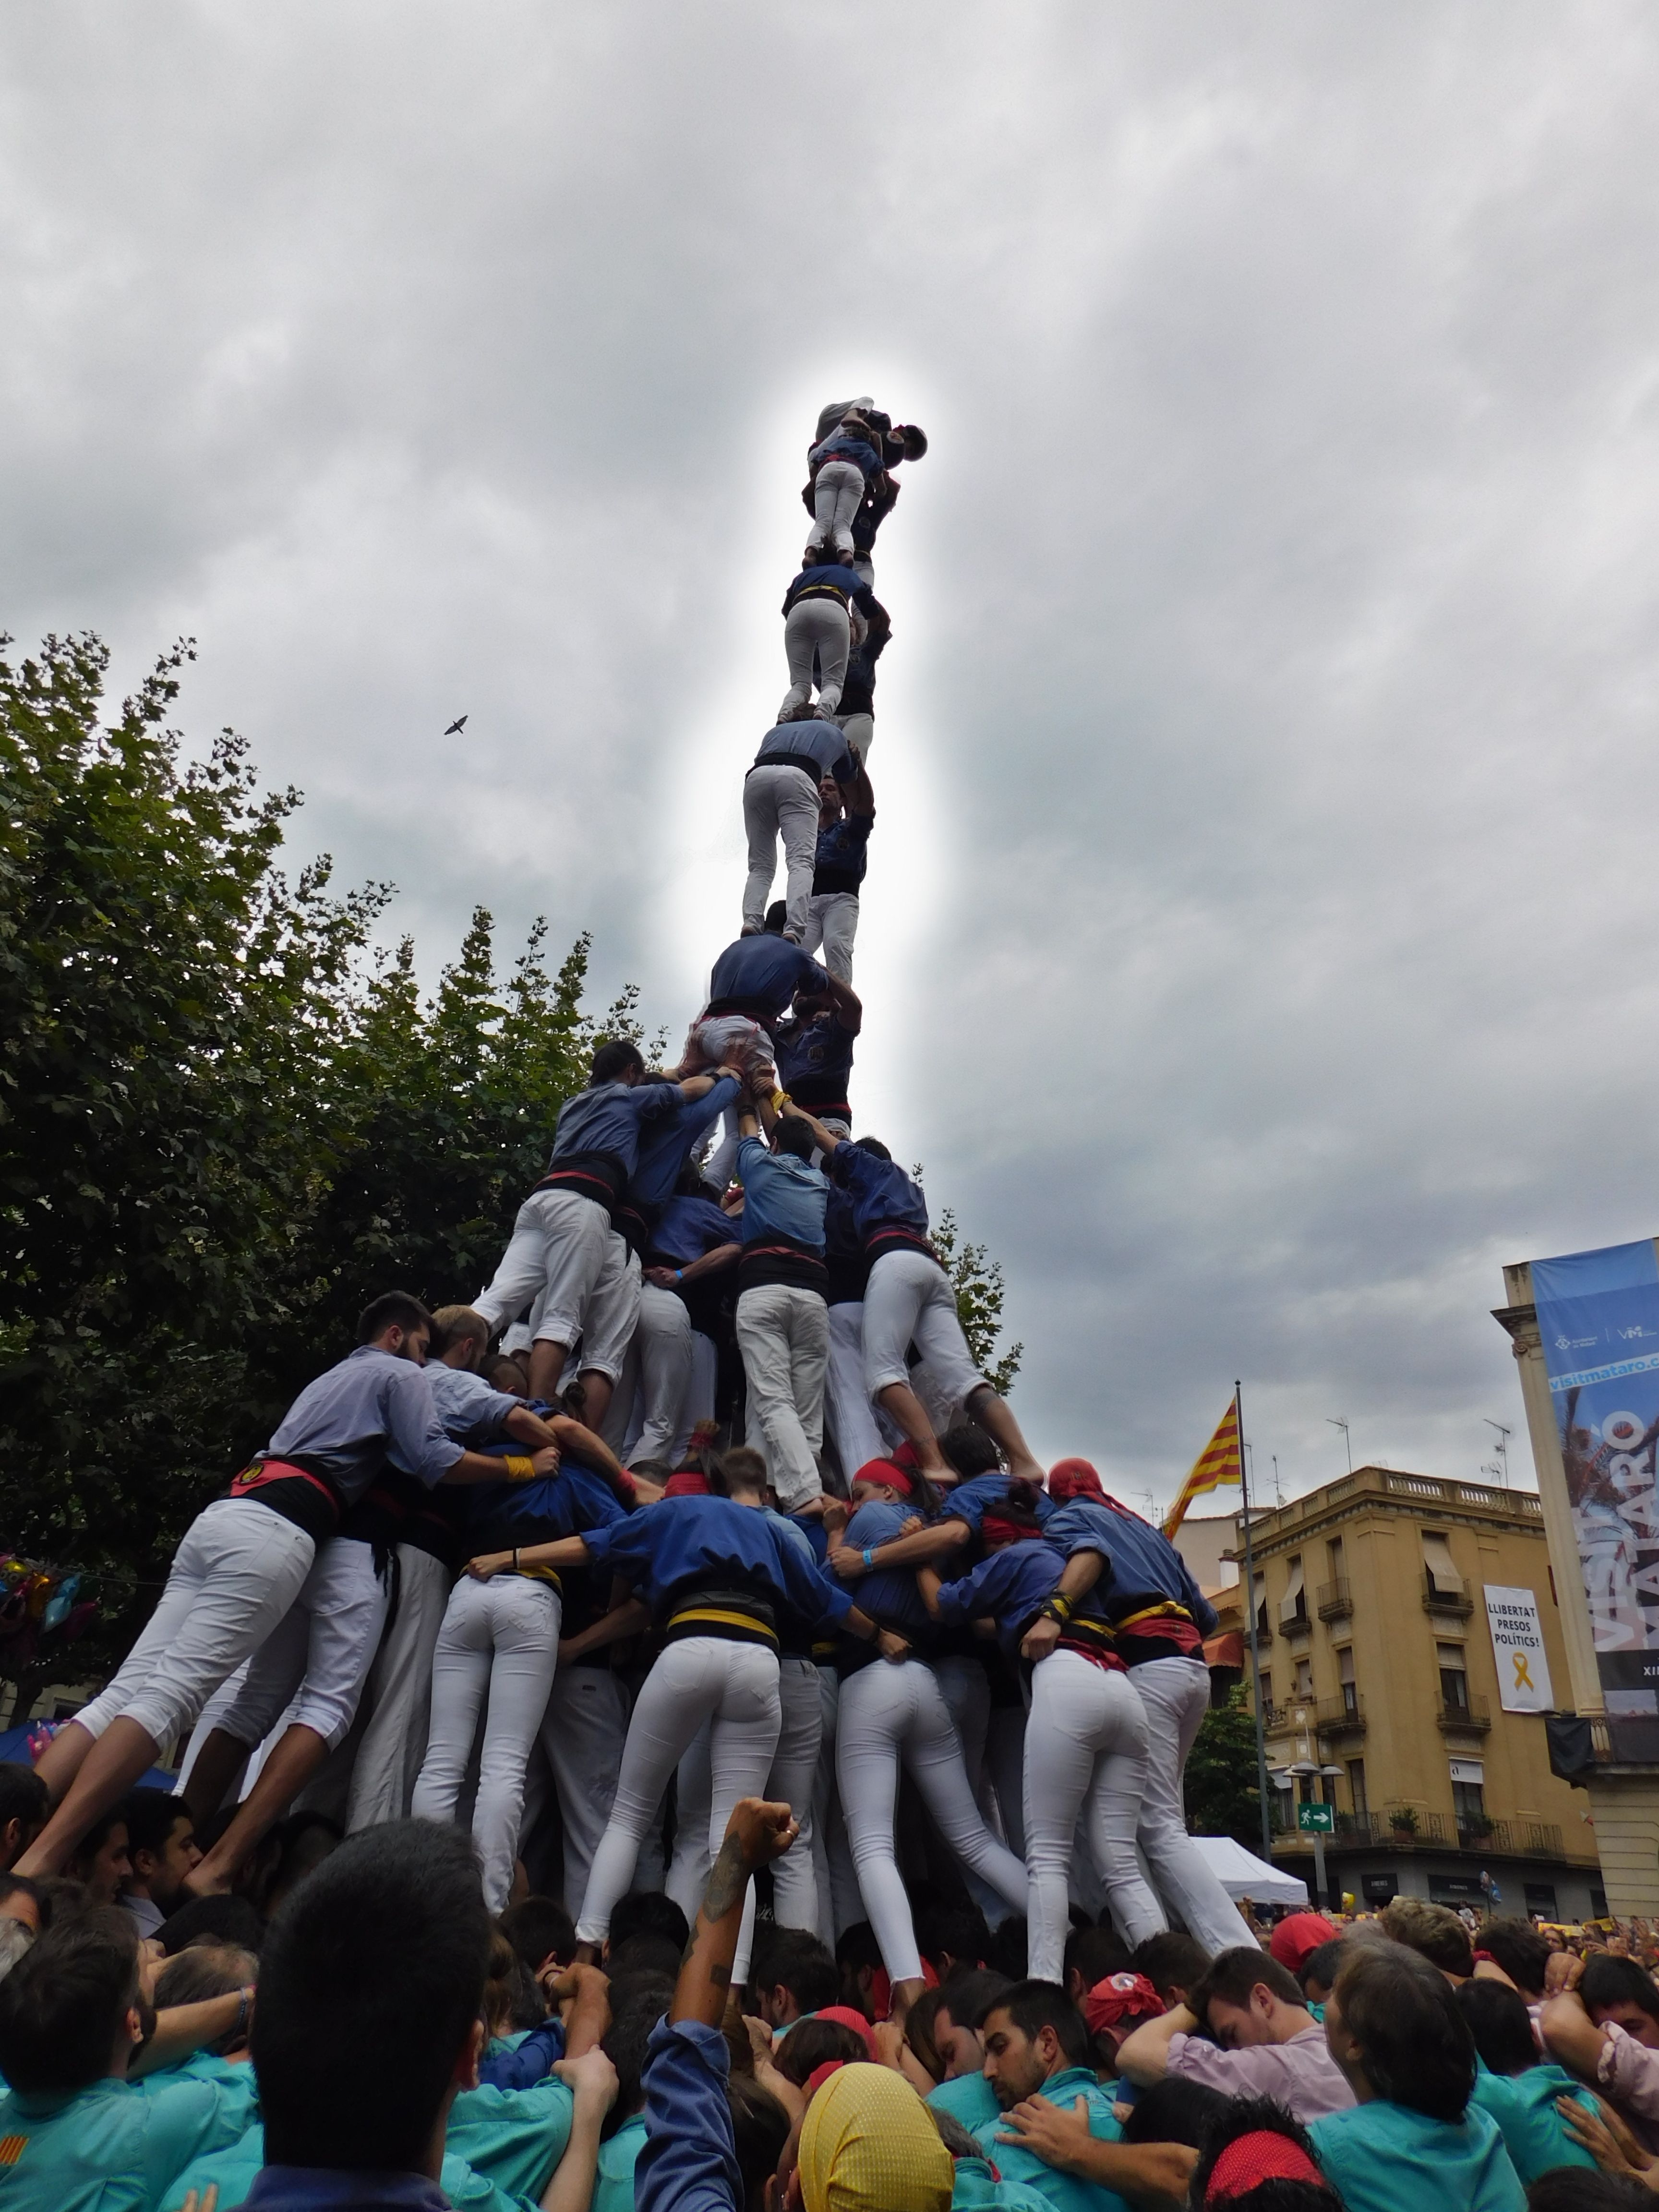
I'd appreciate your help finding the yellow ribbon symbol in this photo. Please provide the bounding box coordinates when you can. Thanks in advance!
[1513,1653,1534,1691]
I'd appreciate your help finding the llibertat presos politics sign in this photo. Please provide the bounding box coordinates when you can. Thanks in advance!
[1484,1585,1553,1712]
[1531,1238,1659,1715]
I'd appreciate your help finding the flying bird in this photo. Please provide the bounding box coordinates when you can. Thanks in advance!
[444,714,469,736]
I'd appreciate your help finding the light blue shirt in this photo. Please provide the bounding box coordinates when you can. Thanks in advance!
[978,2067,1131,2212]
[736,1135,827,1251]
[266,1345,461,1500]
[1307,2097,1526,2212]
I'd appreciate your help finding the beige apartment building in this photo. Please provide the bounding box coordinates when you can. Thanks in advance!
[1219,1464,1605,1920]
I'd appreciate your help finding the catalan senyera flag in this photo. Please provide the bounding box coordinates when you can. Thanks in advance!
[1163,1397,1242,1539]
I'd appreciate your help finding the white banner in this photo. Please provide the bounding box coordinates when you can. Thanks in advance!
[1484,1585,1553,1712]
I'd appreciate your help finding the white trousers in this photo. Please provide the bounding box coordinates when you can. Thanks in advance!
[412,1573,563,1913]
[475,1187,634,1369]
[809,1668,864,1946]
[344,1547,452,1830]
[834,712,874,766]
[781,599,851,718]
[1132,1655,1256,1952]
[805,891,859,985]
[766,1656,823,1932]
[1024,1652,1164,1979]
[743,765,821,941]
[862,1248,985,1402]
[577,1637,781,1963]
[735,1284,827,1508]
[807,459,864,558]
[75,1500,315,1751]
[539,1664,630,1920]
[836,1659,1028,1984]
[216,1536,389,1753]
[823,1302,888,1477]
[611,1284,694,1467]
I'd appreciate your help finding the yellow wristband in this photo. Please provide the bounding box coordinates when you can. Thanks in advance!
[771,1089,788,1113]
[504,1455,535,1481]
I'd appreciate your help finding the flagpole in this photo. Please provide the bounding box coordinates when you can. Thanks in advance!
[1236,1378,1274,1863]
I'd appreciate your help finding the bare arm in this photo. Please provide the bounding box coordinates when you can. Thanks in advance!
[831,1520,972,1578]
[505,1405,561,1450]
[541,2047,620,2212]
[547,1962,612,2060]
[671,1800,799,2029]
[646,1243,742,1291]
[1541,1991,1611,2078]
[1115,2003,1194,2087]
[441,1445,560,1488]
[781,1101,840,1154]
[467,1534,593,1579]
[131,1988,252,2077]
[558,1597,652,1661]
[546,1416,631,1490]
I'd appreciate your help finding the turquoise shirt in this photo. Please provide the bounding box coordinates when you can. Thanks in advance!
[929,2072,1001,2134]
[952,2152,1056,2212]
[134,2053,259,2140]
[1469,2064,1599,2186]
[447,2074,575,2199]
[974,2066,1131,2212]
[0,2071,248,2212]
[592,2111,649,2212]
[1308,2098,1526,2212]
[158,2123,532,2212]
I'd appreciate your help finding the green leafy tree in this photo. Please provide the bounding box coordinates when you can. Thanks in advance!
[930,1204,1023,1395]
[1183,1685,1264,1849]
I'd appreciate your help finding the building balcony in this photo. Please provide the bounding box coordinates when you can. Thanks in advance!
[1312,1693,1366,1737]
[1437,1693,1491,1734]
[1278,1605,1311,1640]
[1422,1572,1475,1618]
[1316,1578,1353,1621]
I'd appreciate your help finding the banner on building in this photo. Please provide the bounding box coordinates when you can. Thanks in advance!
[1483,1585,1553,1712]
[1530,1238,1659,1714]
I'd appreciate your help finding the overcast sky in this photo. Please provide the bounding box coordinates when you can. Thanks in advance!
[6,3,1659,1514]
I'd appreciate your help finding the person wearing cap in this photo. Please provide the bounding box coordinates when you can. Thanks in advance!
[742,713,859,944]
[918,1515,1165,1978]
[804,764,876,984]
[1115,1947,1354,2122]
[830,1462,1028,2011]
[1269,1912,1340,1986]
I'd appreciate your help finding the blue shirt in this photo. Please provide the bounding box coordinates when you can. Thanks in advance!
[841,1500,931,1636]
[946,1475,1057,1539]
[476,2020,565,2091]
[267,1346,463,1501]
[649,1195,740,1267]
[813,809,874,889]
[751,720,856,785]
[637,2017,737,2212]
[1468,2064,1599,2185]
[244,2175,453,2212]
[468,1460,627,1556]
[1062,1501,1216,1636]
[1307,2099,1525,2212]
[810,430,881,479]
[551,1078,682,1175]
[782,562,875,614]
[628,1078,740,1211]
[736,1135,828,1251]
[934,1541,1080,1660]
[584,1494,854,1639]
[420,1365,521,1448]
[707,933,831,1021]
[827,1144,929,1244]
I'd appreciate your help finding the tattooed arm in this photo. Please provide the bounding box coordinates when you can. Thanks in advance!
[670,1797,800,2029]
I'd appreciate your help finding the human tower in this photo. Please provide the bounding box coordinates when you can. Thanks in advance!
[15,397,1253,2009]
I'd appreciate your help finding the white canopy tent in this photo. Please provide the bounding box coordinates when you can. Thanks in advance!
[1188,1835,1309,1907]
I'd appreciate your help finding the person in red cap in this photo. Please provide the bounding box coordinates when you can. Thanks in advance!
[1270,1912,1339,1983]
[1189,2098,1341,2210]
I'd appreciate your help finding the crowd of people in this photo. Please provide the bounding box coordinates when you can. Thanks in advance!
[4,394,1647,2208]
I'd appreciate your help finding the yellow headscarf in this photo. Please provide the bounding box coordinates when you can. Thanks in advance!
[797,2062,955,2212]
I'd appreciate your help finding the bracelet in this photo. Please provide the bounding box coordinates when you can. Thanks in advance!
[504,1455,535,1481]
[675,1270,684,1282]
[514,1547,521,1572]
[862,1548,875,1569]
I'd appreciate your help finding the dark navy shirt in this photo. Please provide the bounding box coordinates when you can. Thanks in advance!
[826,1144,930,1245]
[812,809,874,893]
[629,1077,740,1210]
[648,1194,741,1267]
[551,1079,682,1176]
[706,934,830,1021]
[933,1540,1072,1660]
[774,1009,857,1104]
[781,562,877,617]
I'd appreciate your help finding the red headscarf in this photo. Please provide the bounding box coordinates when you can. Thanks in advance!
[1047,1458,1106,1503]
[1205,2132,1324,2204]
[810,2004,880,2058]
[981,1512,1041,1549]
[1268,1912,1338,1978]
[853,1458,914,1497]
[1082,1972,1165,2035]
[663,1468,711,1497]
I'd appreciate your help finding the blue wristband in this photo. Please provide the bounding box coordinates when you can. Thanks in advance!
[862,1548,875,1569]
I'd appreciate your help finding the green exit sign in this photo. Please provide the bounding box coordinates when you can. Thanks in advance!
[1298,1803,1334,1833]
